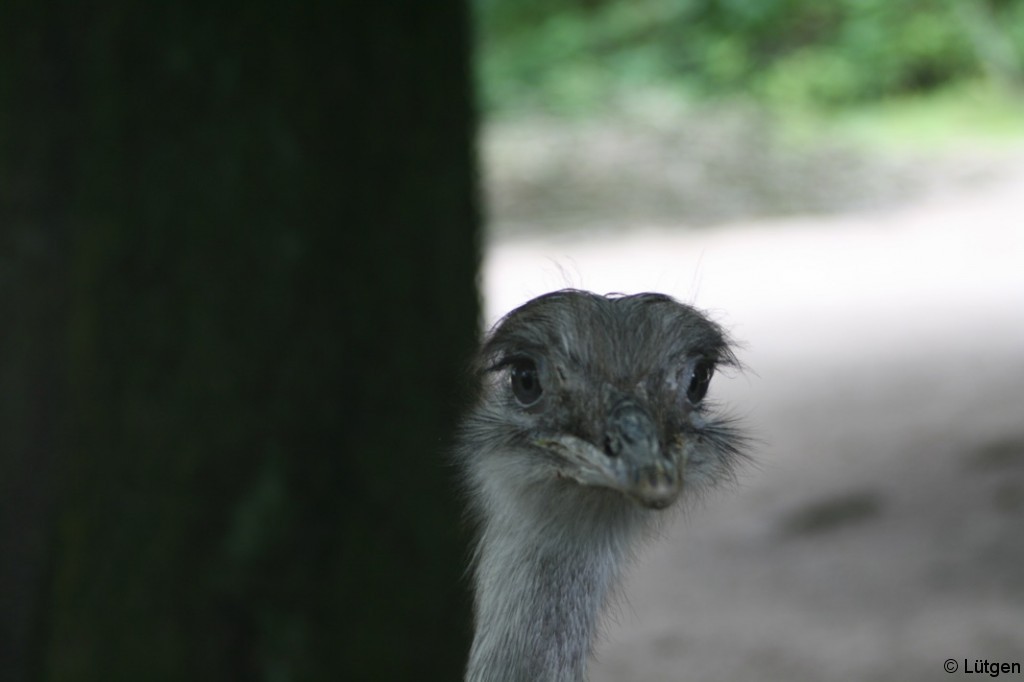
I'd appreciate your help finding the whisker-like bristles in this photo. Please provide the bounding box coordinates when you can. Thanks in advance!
[456,289,750,682]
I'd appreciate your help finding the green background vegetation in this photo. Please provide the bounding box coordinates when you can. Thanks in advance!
[476,0,1024,141]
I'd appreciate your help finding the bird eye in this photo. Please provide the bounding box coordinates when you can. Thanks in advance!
[685,359,714,405]
[509,358,543,406]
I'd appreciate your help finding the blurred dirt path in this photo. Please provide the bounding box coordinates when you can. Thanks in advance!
[482,157,1024,681]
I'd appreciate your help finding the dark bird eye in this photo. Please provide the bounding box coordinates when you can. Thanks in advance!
[685,359,714,405]
[509,358,543,406]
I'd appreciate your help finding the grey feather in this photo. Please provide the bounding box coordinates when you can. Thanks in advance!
[456,289,747,682]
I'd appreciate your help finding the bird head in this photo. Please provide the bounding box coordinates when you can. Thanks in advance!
[466,289,743,510]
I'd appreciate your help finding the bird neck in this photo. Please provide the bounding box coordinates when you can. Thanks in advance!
[465,484,642,682]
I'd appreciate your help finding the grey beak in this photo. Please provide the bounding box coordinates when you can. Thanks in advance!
[535,399,683,509]
[604,400,681,509]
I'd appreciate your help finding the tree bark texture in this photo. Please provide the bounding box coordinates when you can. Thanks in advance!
[0,2,479,680]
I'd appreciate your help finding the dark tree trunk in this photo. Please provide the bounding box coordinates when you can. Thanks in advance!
[0,2,478,680]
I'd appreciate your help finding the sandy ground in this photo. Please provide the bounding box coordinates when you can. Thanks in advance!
[482,156,1024,681]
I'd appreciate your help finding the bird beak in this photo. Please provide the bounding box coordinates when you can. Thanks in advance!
[535,400,682,509]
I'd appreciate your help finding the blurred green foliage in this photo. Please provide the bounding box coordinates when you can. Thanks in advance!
[475,0,1024,114]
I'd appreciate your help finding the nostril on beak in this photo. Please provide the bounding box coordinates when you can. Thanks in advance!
[605,399,661,464]
[607,401,658,453]
[617,414,645,445]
